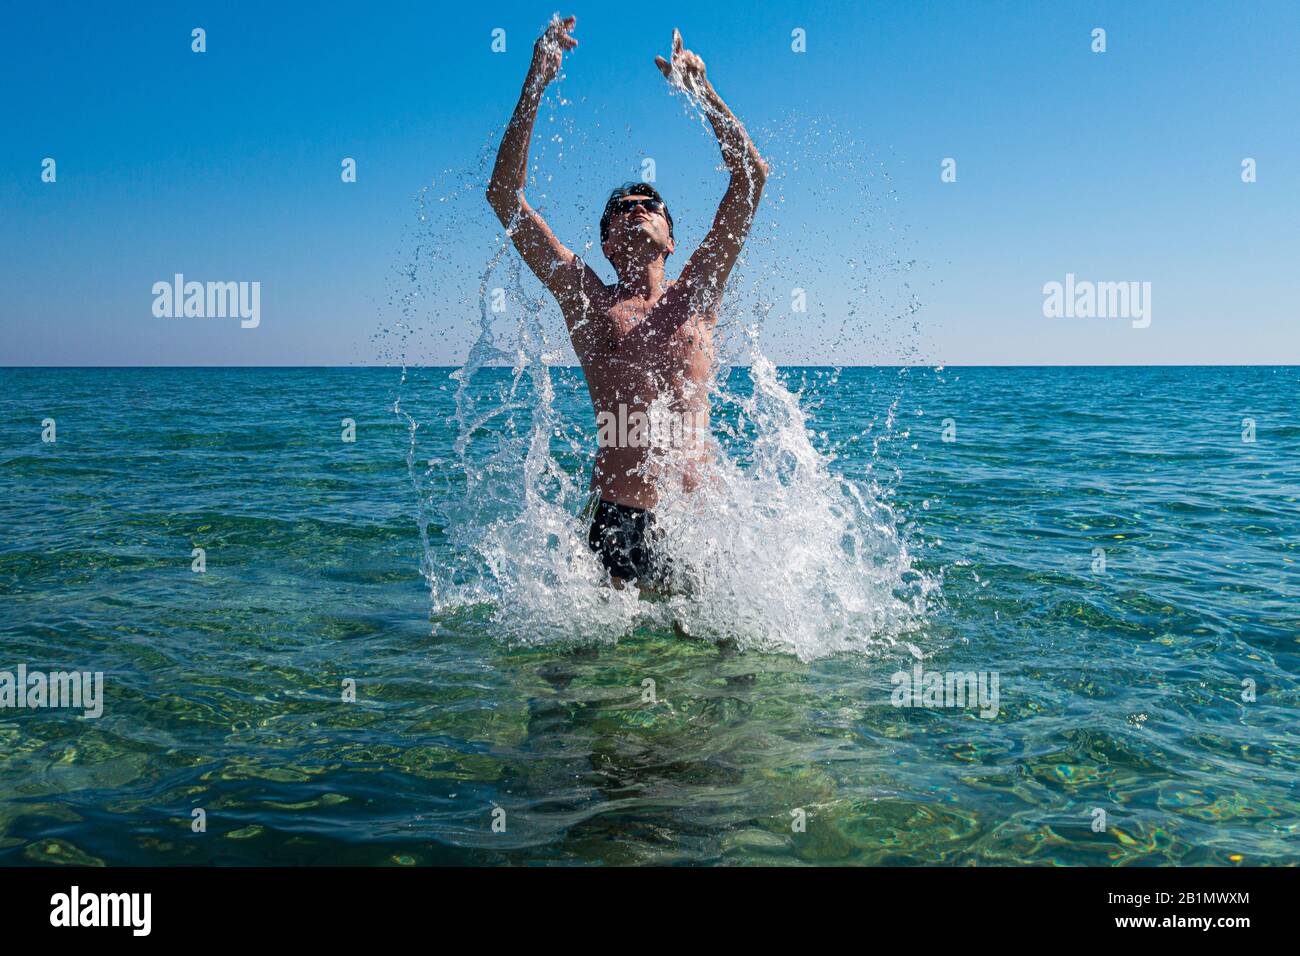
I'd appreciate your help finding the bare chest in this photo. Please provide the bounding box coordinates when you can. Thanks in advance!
[581,294,712,365]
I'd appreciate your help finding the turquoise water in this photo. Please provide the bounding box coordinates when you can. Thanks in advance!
[1,365,1297,865]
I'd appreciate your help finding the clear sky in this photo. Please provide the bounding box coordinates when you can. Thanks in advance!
[3,0,1297,366]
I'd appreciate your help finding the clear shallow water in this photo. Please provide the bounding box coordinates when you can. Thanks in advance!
[1,365,1297,865]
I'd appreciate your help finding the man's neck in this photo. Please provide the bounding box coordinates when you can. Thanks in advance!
[614,259,667,300]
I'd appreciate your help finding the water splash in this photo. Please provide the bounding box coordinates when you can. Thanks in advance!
[657,347,934,656]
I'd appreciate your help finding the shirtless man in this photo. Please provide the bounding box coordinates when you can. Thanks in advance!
[486,15,768,589]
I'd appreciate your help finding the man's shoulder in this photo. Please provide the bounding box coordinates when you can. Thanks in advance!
[549,257,607,312]
[561,255,615,298]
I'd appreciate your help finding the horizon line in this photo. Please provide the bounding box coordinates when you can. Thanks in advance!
[2,364,1298,371]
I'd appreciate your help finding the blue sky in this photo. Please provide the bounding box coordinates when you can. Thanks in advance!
[3,0,1297,366]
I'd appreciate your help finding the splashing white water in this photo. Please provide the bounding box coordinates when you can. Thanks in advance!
[413,331,935,660]
[649,348,933,658]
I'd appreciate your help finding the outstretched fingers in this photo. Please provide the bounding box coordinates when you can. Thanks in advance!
[656,29,685,80]
[656,28,707,88]
[547,14,578,49]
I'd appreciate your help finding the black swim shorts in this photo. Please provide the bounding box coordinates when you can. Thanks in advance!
[587,497,672,588]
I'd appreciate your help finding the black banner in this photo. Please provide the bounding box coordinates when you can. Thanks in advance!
[0,866,1274,940]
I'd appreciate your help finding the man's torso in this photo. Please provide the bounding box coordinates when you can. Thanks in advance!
[562,271,716,511]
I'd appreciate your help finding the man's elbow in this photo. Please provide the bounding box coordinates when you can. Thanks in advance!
[486,184,519,224]
[738,157,769,190]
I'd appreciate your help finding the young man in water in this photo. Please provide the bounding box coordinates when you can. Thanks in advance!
[486,16,768,590]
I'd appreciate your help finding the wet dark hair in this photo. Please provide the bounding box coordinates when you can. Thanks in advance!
[599,181,674,247]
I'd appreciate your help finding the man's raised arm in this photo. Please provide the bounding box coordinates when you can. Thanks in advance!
[656,29,769,311]
[485,15,590,301]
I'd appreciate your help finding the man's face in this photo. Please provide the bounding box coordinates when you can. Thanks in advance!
[604,195,674,260]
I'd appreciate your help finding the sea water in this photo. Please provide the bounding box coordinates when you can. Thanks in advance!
[3,365,1298,865]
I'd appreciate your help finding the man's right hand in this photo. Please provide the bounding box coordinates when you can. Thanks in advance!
[532,15,578,87]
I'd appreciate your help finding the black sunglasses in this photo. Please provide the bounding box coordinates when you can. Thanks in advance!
[615,196,666,215]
